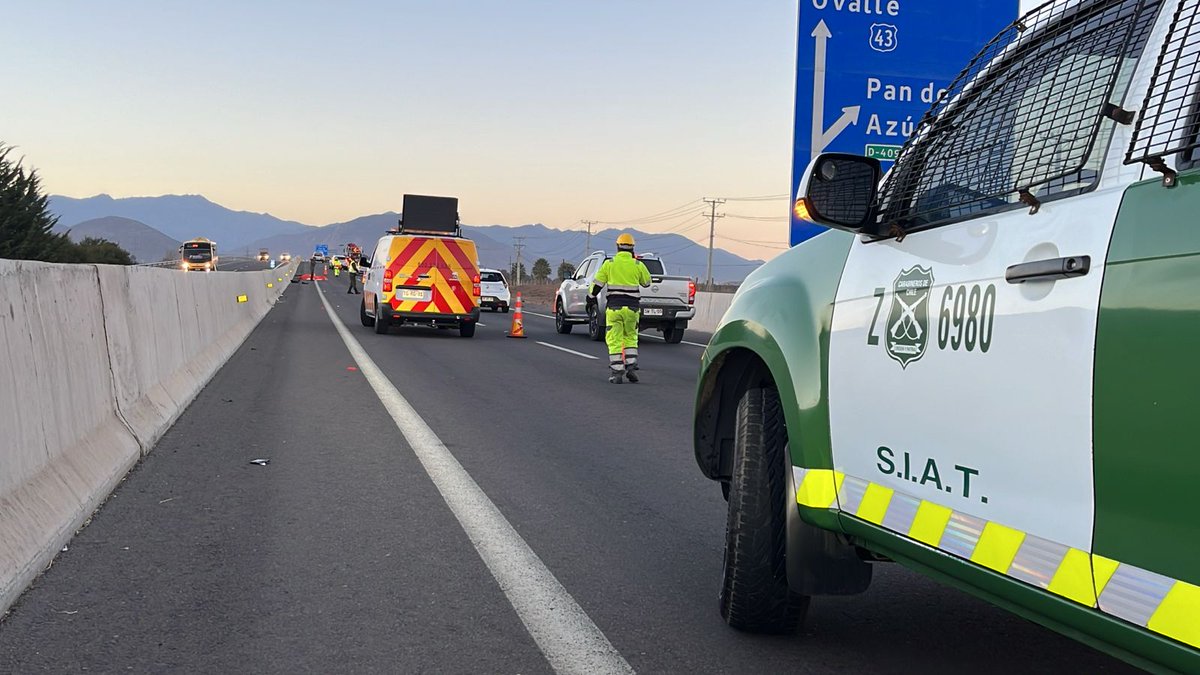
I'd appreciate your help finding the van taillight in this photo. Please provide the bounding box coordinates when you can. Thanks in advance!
[472,274,481,297]
[688,280,696,305]
[383,269,394,293]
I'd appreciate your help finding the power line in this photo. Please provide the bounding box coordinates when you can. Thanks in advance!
[703,198,726,290]
[594,199,702,225]
[725,213,789,222]
[512,236,526,285]
[581,220,597,256]
[723,193,790,202]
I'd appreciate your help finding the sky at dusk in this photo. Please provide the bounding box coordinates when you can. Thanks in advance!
[7,2,1037,261]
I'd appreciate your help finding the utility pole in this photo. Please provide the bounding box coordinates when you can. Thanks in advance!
[703,198,726,290]
[581,220,597,257]
[513,237,526,285]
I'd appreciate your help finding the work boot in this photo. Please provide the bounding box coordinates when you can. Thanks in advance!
[625,369,639,383]
[609,372,624,384]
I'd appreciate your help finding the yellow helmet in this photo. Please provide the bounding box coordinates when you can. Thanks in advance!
[616,233,635,247]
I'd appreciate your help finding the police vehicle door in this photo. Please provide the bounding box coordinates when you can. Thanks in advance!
[825,1,1157,601]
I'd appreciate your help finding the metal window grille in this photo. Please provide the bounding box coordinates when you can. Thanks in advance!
[873,0,1161,236]
[1125,0,1200,172]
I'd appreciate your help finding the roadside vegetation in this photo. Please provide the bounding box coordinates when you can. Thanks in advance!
[0,143,134,264]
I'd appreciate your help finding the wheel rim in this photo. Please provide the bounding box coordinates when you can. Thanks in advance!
[556,304,564,330]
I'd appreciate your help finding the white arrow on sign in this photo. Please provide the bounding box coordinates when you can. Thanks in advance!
[810,19,862,160]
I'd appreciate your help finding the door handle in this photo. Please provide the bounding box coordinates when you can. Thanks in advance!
[1005,255,1090,284]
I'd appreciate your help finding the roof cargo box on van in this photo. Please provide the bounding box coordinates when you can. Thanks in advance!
[400,194,459,236]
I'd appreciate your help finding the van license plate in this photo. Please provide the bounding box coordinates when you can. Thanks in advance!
[643,308,663,316]
[483,296,496,302]
[400,289,428,300]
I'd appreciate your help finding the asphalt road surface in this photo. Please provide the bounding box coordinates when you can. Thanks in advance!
[0,281,1141,674]
[219,257,282,272]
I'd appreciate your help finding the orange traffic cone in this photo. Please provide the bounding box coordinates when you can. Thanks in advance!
[507,292,526,338]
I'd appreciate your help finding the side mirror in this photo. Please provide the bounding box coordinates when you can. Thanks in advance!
[796,153,881,233]
[360,256,371,267]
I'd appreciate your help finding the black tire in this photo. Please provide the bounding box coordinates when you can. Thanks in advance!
[360,298,374,327]
[459,321,476,338]
[555,300,573,334]
[719,387,810,634]
[587,303,605,342]
[663,322,684,344]
[374,301,390,335]
[502,304,509,313]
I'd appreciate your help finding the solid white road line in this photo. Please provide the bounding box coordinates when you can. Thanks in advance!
[637,331,708,348]
[523,309,708,349]
[535,341,599,360]
[314,283,631,675]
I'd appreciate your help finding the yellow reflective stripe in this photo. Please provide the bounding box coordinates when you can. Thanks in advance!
[1148,580,1200,648]
[795,469,842,509]
[971,522,1026,573]
[1047,548,1095,606]
[1093,555,1121,596]
[908,500,952,547]
[831,471,1199,646]
[856,483,893,525]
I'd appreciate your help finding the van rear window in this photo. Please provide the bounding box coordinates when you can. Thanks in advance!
[481,271,505,283]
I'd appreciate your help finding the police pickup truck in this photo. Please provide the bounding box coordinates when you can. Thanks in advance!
[694,1,1199,671]
[555,251,696,343]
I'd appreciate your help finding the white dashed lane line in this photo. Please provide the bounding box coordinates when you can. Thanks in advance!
[535,341,599,360]
[525,308,709,348]
[637,332,709,348]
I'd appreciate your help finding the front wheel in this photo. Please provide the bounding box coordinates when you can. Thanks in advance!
[587,304,605,341]
[555,300,572,334]
[719,386,810,633]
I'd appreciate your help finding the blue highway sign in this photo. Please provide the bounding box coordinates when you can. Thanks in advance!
[790,0,1017,245]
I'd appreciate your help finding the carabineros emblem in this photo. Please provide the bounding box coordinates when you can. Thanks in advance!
[886,266,934,369]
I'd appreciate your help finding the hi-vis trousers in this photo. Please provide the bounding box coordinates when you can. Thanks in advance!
[605,306,639,373]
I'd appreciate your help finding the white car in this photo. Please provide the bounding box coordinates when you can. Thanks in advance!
[479,268,511,312]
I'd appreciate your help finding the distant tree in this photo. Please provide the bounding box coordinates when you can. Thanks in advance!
[74,237,134,265]
[0,143,75,262]
[531,257,551,283]
[509,262,527,284]
[557,260,576,280]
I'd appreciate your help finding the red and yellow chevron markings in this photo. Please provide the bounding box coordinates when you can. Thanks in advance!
[384,237,478,315]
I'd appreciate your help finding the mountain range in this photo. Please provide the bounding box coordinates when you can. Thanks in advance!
[54,216,182,264]
[49,194,764,282]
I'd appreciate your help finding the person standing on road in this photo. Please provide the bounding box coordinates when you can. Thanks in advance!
[590,233,651,384]
[346,256,360,294]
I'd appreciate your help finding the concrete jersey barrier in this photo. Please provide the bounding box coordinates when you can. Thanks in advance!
[0,259,292,614]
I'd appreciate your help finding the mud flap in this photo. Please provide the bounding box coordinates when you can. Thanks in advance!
[784,455,873,596]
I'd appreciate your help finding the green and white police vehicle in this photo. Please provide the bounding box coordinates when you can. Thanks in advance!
[694,0,1199,670]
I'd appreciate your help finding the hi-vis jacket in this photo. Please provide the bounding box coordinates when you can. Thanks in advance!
[591,251,651,309]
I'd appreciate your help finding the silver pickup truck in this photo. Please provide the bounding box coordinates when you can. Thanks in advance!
[554,251,696,343]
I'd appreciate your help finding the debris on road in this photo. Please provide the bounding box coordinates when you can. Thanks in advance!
[249,459,270,466]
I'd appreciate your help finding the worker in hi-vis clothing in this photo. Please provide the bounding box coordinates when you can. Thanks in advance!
[590,233,652,384]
